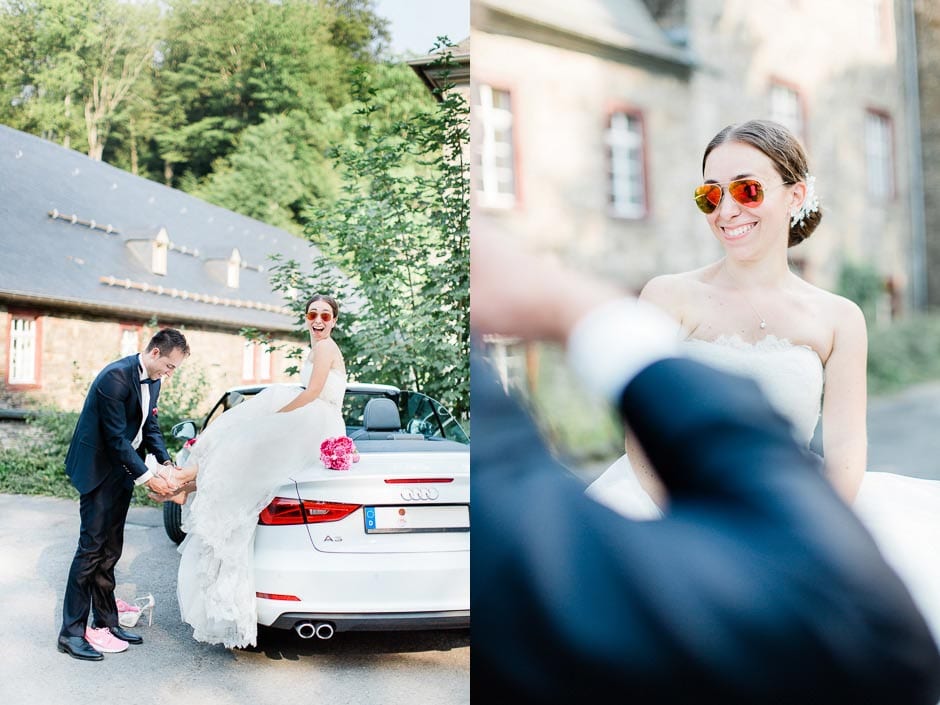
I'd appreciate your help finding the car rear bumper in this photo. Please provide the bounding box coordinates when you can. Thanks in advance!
[253,542,470,628]
[267,610,470,633]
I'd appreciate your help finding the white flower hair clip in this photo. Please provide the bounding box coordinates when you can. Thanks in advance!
[790,173,819,228]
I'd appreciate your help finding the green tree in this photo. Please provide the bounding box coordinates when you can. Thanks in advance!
[324,0,391,61]
[269,46,469,420]
[191,110,344,233]
[0,0,161,159]
[152,0,351,186]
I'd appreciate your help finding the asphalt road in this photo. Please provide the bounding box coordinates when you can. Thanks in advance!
[866,381,940,480]
[0,494,469,705]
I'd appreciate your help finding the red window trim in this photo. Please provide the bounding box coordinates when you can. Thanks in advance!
[5,309,43,390]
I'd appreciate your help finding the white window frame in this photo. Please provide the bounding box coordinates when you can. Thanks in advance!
[482,335,528,394]
[866,0,885,46]
[606,111,647,219]
[152,227,169,276]
[242,341,255,381]
[258,344,272,381]
[474,83,516,209]
[227,248,241,289]
[769,82,804,140]
[120,328,139,357]
[9,316,37,384]
[865,111,894,199]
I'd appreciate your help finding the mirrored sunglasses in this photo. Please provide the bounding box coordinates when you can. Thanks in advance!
[305,310,333,322]
[694,178,779,214]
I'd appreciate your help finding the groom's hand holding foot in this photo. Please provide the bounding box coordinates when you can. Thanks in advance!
[146,466,193,503]
[146,471,174,496]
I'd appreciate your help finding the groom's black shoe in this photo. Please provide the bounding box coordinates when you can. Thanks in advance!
[102,625,143,645]
[57,635,104,661]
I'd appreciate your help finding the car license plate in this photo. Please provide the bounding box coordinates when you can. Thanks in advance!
[364,505,470,533]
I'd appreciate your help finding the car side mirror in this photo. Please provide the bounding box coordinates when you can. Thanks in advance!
[171,420,197,441]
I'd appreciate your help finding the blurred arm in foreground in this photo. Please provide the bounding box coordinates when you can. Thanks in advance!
[470,227,940,705]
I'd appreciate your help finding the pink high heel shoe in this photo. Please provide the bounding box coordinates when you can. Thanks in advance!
[117,594,155,628]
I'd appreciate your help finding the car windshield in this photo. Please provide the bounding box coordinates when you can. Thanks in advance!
[343,390,469,444]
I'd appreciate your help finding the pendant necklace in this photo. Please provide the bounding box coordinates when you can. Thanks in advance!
[744,298,768,330]
[724,264,768,330]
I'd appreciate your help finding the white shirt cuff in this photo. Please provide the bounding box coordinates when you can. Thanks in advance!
[134,468,155,486]
[566,297,681,405]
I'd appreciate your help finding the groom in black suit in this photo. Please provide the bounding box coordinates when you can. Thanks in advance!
[58,328,189,660]
[470,230,940,704]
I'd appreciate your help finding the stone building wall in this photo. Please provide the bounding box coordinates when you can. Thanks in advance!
[916,0,940,309]
[473,0,915,306]
[0,308,303,414]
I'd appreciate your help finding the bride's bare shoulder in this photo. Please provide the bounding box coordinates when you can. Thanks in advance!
[796,279,864,317]
[640,265,720,324]
[794,278,867,346]
[641,264,719,301]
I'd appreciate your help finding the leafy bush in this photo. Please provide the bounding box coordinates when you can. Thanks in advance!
[837,261,885,325]
[0,409,79,499]
[0,363,210,505]
[156,364,211,455]
[867,314,940,395]
[528,344,624,463]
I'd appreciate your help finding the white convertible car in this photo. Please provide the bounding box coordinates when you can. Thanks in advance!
[165,382,470,640]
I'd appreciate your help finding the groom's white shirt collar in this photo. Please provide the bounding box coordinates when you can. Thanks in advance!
[133,353,155,486]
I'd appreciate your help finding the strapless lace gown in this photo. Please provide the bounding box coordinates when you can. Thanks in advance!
[586,335,940,646]
[176,360,346,648]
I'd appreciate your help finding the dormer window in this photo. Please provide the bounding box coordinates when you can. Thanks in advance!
[152,227,169,275]
[227,248,241,288]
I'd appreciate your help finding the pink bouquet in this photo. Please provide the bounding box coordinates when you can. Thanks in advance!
[320,436,361,471]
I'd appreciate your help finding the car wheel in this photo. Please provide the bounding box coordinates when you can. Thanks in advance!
[163,501,186,544]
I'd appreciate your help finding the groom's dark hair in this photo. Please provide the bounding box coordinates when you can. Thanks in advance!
[146,328,190,357]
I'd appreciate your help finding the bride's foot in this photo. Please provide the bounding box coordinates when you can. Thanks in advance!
[168,490,188,505]
[173,464,198,485]
[147,486,187,503]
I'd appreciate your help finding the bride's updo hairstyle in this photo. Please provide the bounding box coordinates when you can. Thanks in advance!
[702,119,822,247]
[305,293,340,321]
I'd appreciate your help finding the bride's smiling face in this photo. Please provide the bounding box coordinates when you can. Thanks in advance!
[306,300,336,341]
[702,141,801,260]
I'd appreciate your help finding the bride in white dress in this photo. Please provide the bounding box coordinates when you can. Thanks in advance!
[167,294,347,648]
[586,119,940,647]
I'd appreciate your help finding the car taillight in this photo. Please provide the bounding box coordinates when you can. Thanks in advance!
[258,497,361,525]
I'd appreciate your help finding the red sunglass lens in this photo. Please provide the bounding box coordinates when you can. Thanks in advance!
[729,180,763,206]
[306,311,332,322]
[694,184,723,214]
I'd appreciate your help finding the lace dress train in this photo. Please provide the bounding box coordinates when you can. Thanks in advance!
[176,363,345,648]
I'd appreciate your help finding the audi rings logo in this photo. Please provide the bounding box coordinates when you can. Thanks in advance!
[400,487,439,501]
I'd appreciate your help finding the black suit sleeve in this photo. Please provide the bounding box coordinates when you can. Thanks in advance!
[471,352,940,705]
[95,366,148,479]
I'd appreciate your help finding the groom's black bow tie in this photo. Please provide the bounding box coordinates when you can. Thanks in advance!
[140,375,159,387]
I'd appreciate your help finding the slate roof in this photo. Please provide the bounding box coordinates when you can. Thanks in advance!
[407,36,471,97]
[0,125,320,332]
[477,0,694,68]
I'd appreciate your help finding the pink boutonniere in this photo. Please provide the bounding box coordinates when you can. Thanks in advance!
[320,436,361,471]
[183,437,197,449]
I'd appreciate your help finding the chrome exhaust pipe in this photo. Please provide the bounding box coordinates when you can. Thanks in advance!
[315,622,335,640]
[294,621,316,639]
